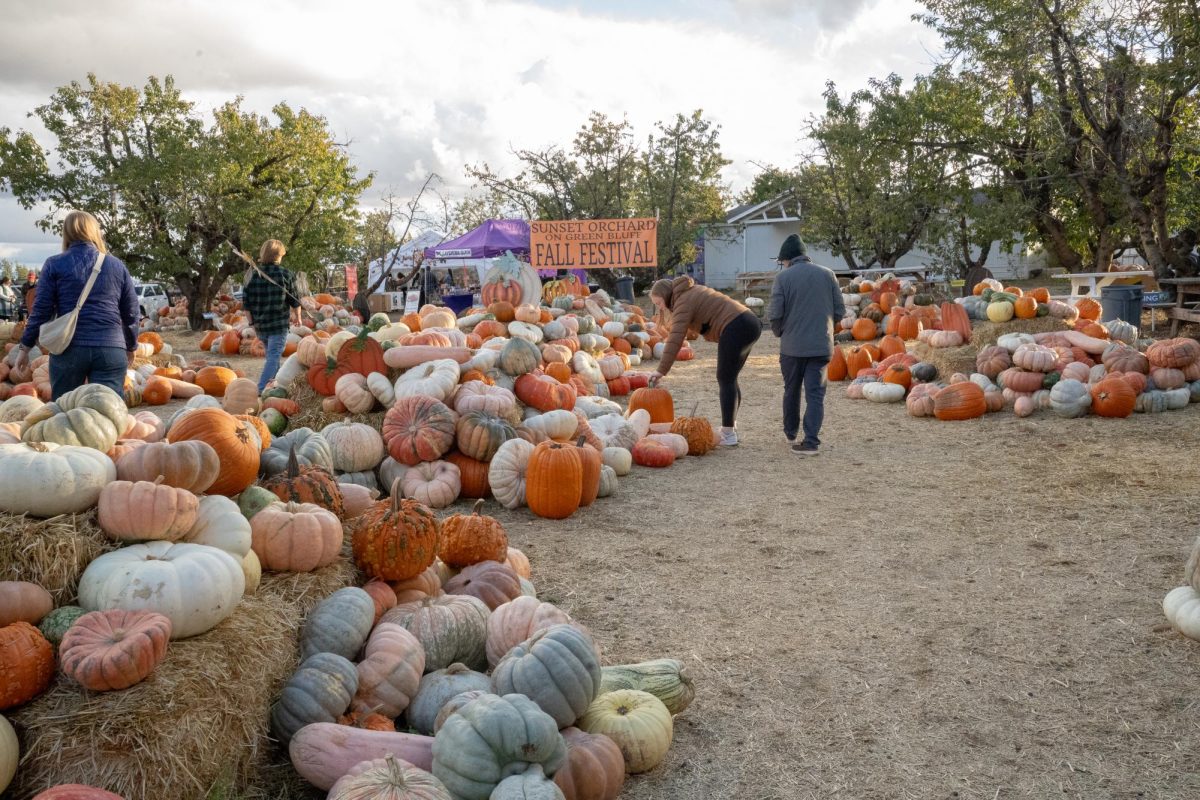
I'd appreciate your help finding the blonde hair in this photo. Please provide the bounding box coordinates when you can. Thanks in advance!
[259,239,287,264]
[61,210,107,254]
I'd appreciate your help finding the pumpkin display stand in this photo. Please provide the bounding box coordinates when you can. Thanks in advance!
[6,561,355,798]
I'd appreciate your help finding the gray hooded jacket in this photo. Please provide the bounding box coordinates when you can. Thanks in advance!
[766,255,845,358]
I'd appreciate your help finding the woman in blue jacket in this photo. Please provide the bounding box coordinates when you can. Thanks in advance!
[14,210,139,399]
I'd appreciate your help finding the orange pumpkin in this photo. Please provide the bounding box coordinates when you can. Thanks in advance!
[1013,296,1038,319]
[845,346,874,378]
[220,329,241,355]
[445,450,491,499]
[154,365,183,380]
[851,318,877,341]
[1075,297,1101,321]
[827,347,848,381]
[488,301,516,323]
[1028,287,1051,303]
[401,312,422,331]
[881,364,912,390]
[199,331,221,351]
[933,383,986,420]
[0,621,53,710]
[137,332,164,353]
[525,440,582,520]
[351,495,441,581]
[897,315,923,341]
[59,610,171,691]
[142,376,173,406]
[166,408,260,496]
[195,366,238,397]
[877,335,906,359]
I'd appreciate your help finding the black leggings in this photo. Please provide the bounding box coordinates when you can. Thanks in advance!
[716,311,762,427]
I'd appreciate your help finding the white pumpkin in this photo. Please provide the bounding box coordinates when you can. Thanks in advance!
[575,395,622,419]
[183,495,252,557]
[378,457,410,497]
[601,446,632,476]
[572,352,603,385]
[78,541,245,638]
[626,408,651,439]
[21,383,129,452]
[968,373,996,391]
[0,394,44,424]
[393,359,460,403]
[366,372,395,408]
[861,382,906,403]
[0,442,116,516]
[1163,586,1200,641]
[371,322,412,343]
[462,348,500,374]
[596,464,618,498]
[507,320,544,344]
[488,438,535,510]
[601,321,625,338]
[996,332,1036,353]
[0,714,15,794]
[597,355,625,381]
[320,421,385,473]
[521,409,579,442]
[589,414,638,450]
[325,330,356,360]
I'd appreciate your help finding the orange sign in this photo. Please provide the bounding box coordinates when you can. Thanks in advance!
[530,218,657,269]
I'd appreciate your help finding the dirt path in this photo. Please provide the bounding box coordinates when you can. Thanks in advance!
[170,330,1200,799]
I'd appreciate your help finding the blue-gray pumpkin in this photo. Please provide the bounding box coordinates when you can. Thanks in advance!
[407,662,492,735]
[270,651,358,744]
[491,624,601,728]
[300,587,375,661]
[432,692,566,800]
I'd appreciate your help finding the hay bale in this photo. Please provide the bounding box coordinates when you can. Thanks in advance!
[0,512,115,605]
[287,375,387,433]
[8,559,356,800]
[969,316,1068,347]
[910,317,1070,380]
[912,342,978,380]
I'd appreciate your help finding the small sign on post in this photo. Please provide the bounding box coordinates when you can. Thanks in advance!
[345,265,358,300]
[404,290,421,315]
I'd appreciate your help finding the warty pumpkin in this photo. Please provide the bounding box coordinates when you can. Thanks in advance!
[0,621,54,710]
[439,500,509,568]
[351,493,441,582]
[669,407,716,456]
[59,609,171,691]
[262,446,346,518]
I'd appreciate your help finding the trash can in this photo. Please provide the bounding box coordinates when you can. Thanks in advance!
[1099,284,1143,329]
[587,282,600,294]
[442,292,474,316]
[615,276,635,304]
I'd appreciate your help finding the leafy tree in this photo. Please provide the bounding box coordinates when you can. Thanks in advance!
[800,75,966,269]
[919,0,1200,274]
[0,74,370,328]
[737,165,801,206]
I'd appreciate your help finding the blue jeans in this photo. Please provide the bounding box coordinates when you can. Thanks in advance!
[50,344,128,400]
[258,332,289,392]
[780,355,829,447]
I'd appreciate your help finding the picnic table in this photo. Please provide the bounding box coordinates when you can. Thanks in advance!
[1052,270,1153,296]
[734,271,780,293]
[851,266,930,284]
[1158,278,1200,337]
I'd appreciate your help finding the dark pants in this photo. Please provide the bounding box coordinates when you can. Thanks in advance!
[716,311,762,427]
[49,344,127,400]
[780,355,829,447]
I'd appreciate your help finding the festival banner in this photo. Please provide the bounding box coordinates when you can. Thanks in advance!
[344,264,359,299]
[530,218,657,269]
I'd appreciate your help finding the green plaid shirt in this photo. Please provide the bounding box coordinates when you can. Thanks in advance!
[243,263,299,335]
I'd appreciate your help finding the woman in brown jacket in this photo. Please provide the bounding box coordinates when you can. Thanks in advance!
[649,276,762,446]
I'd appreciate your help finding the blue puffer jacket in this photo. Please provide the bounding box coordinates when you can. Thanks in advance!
[21,242,139,351]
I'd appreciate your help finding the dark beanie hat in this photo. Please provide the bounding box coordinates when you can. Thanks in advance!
[778,234,805,261]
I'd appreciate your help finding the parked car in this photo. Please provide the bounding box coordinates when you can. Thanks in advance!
[135,282,171,320]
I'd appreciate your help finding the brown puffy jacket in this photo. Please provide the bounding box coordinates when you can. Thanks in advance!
[657,276,748,374]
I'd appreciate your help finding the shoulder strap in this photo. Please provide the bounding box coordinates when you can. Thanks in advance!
[74,250,105,311]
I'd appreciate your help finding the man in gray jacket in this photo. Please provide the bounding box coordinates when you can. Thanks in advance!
[766,234,845,455]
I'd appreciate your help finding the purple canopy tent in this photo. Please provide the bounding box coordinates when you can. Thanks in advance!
[423,219,586,282]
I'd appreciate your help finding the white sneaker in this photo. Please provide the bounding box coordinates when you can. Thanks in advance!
[720,429,739,447]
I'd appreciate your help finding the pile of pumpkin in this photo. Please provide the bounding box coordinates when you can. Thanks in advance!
[143,298,190,333]
[0,377,698,797]
[829,276,1200,420]
[184,292,360,359]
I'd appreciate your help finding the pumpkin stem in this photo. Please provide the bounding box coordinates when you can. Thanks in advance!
[287,445,300,479]
[690,401,699,417]
[390,477,403,513]
[154,475,165,486]
[471,498,485,516]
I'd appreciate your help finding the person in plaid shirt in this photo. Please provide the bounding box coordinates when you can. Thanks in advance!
[243,239,301,391]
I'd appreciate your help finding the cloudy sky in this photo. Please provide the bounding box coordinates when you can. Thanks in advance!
[0,0,940,268]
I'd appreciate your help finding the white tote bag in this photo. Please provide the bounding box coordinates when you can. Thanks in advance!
[38,250,105,355]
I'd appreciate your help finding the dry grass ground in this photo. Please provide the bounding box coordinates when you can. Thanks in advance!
[156,327,1200,799]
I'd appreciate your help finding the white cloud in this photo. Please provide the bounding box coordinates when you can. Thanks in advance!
[0,0,938,261]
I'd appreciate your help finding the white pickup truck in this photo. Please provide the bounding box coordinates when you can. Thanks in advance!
[134,283,171,320]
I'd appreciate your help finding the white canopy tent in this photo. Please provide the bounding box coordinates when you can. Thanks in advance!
[366,230,447,292]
